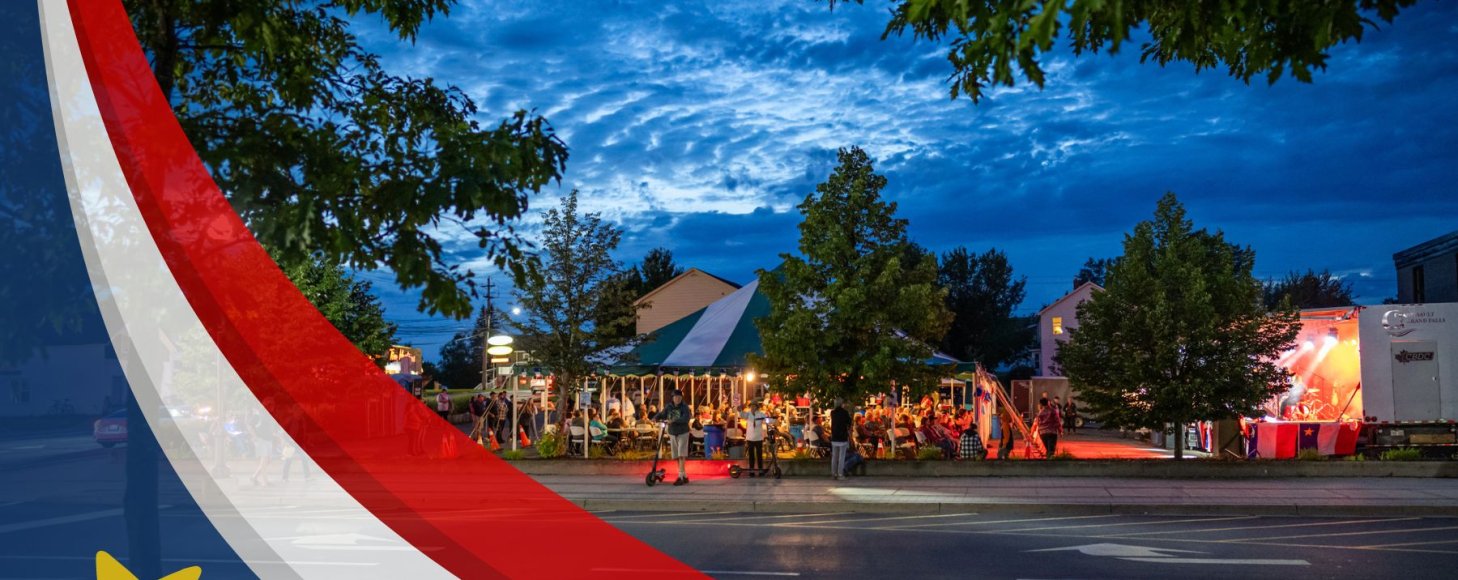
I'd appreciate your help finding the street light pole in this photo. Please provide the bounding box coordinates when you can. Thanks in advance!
[481,277,495,391]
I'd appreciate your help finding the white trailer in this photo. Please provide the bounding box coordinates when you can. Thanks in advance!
[1358,303,1458,449]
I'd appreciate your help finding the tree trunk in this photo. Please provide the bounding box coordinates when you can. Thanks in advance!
[1173,421,1185,459]
[148,3,180,102]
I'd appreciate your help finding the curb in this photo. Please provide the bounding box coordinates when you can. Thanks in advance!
[569,498,1458,518]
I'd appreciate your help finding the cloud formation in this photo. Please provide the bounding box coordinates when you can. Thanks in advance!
[355,1,1458,359]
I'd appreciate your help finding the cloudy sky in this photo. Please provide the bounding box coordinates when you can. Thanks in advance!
[353,1,1458,360]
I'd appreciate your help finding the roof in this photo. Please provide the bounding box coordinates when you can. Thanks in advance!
[1036,281,1104,317]
[612,277,963,374]
[632,268,742,306]
[1394,230,1458,269]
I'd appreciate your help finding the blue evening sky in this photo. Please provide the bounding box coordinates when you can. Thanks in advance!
[351,1,1458,361]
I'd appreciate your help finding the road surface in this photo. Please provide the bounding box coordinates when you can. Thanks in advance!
[605,509,1458,578]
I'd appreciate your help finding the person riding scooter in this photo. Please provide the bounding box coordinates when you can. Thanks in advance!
[739,401,769,476]
[653,390,693,486]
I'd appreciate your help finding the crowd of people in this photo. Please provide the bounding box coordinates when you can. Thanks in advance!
[416,379,1083,475]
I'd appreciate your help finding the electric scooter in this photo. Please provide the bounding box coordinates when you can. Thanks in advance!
[728,417,782,479]
[645,422,668,487]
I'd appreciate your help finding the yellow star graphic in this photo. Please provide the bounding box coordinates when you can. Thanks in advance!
[96,550,202,580]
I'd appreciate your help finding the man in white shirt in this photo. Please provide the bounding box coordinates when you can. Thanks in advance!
[739,401,769,475]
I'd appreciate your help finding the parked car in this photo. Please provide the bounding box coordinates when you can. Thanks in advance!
[93,408,127,448]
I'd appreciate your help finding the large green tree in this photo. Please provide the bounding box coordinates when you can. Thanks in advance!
[831,0,1417,102]
[126,0,568,319]
[1263,269,1356,310]
[514,191,639,422]
[280,255,397,359]
[1057,194,1299,458]
[752,147,951,402]
[937,246,1032,369]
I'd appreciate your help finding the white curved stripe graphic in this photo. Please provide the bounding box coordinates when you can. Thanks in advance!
[39,3,451,578]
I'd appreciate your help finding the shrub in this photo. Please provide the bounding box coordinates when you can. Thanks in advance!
[710,449,728,461]
[916,446,944,461]
[1380,447,1423,461]
[1296,448,1326,461]
[1049,450,1076,461]
[536,430,566,459]
[790,448,815,461]
[588,444,607,459]
[616,450,654,461]
[1344,453,1366,462]
[502,449,525,461]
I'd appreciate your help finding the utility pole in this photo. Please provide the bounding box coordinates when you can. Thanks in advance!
[481,277,495,390]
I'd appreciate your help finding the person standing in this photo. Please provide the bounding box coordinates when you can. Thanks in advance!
[829,398,851,480]
[654,390,694,486]
[739,401,768,475]
[435,387,452,421]
[1063,399,1078,434]
[998,404,1018,460]
[1034,398,1063,458]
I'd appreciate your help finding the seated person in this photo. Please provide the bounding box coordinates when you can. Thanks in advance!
[807,416,831,453]
[605,411,626,446]
[919,418,955,459]
[958,423,986,460]
[587,409,608,442]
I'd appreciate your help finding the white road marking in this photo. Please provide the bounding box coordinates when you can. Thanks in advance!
[1013,516,1257,533]
[600,511,738,521]
[1108,517,1421,537]
[1354,538,1458,549]
[881,514,1120,530]
[1233,524,1458,542]
[1119,557,1309,566]
[676,512,845,525]
[784,513,973,527]
[1029,543,1202,557]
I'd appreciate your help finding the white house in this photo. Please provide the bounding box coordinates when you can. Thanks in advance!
[1036,282,1102,377]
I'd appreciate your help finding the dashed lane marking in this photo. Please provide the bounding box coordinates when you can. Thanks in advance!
[1229,524,1458,543]
[1010,516,1257,533]
[1106,517,1422,537]
[880,514,1121,530]
[783,513,975,527]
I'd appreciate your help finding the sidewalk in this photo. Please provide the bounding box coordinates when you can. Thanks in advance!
[533,474,1458,517]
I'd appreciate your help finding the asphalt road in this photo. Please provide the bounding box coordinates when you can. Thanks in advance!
[602,510,1458,579]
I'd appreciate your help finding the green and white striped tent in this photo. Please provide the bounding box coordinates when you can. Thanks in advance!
[612,278,964,375]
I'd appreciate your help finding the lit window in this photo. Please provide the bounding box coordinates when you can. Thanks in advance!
[1052,317,1063,335]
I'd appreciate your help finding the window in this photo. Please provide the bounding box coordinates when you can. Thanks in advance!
[1052,316,1064,335]
[1413,265,1426,303]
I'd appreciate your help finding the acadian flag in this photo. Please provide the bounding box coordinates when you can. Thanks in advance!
[1298,423,1322,451]
[0,2,698,577]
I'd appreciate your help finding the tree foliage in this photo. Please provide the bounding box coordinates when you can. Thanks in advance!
[125,0,568,319]
[514,192,639,419]
[1057,194,1299,458]
[1263,269,1356,310]
[280,255,398,360]
[937,246,1033,369]
[752,147,952,402]
[831,0,1417,102]
[639,247,686,293]
[1074,256,1115,288]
